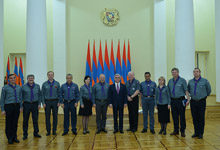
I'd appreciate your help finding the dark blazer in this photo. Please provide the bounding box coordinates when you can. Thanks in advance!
[108,83,127,108]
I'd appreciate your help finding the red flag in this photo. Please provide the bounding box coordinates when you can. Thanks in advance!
[92,40,98,86]
[97,40,104,82]
[104,41,110,84]
[121,41,127,84]
[19,58,24,86]
[6,56,10,84]
[14,57,19,85]
[109,40,115,85]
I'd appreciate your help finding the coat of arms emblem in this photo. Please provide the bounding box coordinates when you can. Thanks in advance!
[100,8,120,26]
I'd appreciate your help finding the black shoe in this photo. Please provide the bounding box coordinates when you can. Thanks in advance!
[113,130,118,134]
[170,131,179,135]
[126,128,132,131]
[198,134,203,139]
[150,130,155,134]
[72,131,77,135]
[102,129,107,133]
[12,138,20,143]
[132,129,137,133]
[163,131,167,135]
[8,139,13,144]
[120,130,124,134]
[181,132,186,137]
[141,128,147,133]
[191,134,198,138]
[23,135,27,140]
[159,129,163,134]
[83,130,87,134]
[86,130,90,133]
[46,132,51,136]
[62,132,68,136]
[96,129,101,134]
[34,134,42,138]
[53,131,57,135]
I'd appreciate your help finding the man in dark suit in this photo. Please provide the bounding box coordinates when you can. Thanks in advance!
[108,74,127,134]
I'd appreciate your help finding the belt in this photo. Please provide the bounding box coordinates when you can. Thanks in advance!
[5,103,19,105]
[191,97,206,102]
[45,99,58,101]
[64,99,75,103]
[143,95,154,98]
[82,97,91,101]
[96,99,107,102]
[24,101,38,104]
[171,96,185,100]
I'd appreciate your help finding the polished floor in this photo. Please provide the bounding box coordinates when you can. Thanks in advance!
[1,106,220,150]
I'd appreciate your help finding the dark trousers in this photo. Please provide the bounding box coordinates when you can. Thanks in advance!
[5,103,20,140]
[95,100,108,130]
[45,100,58,133]
[113,105,124,130]
[127,96,139,130]
[190,98,206,135]
[171,98,186,133]
[23,102,39,136]
[63,101,77,133]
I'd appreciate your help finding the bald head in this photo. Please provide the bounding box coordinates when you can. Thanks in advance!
[128,71,135,81]
[99,74,105,83]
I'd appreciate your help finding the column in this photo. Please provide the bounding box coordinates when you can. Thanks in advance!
[0,0,4,91]
[175,0,195,80]
[216,0,220,102]
[26,0,47,84]
[53,0,66,84]
[154,0,167,82]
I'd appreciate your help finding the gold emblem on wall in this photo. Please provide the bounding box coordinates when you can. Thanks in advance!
[100,8,120,26]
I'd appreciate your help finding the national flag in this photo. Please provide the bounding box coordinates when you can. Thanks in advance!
[14,57,19,85]
[97,40,104,82]
[104,41,110,84]
[19,58,24,86]
[85,41,92,85]
[92,40,98,86]
[121,41,127,84]
[127,40,131,81]
[6,56,10,84]
[109,40,115,85]
[116,40,122,76]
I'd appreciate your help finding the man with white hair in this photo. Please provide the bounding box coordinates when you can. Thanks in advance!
[125,71,140,132]
[92,74,110,134]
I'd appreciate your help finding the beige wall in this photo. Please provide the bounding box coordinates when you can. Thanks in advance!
[66,0,154,86]
[2,0,216,95]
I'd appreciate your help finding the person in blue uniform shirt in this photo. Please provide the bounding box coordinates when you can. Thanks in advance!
[108,74,127,134]
[140,72,157,134]
[60,74,80,136]
[155,76,171,135]
[42,71,61,136]
[125,71,140,133]
[78,75,96,134]
[188,68,211,139]
[92,74,109,134]
[167,68,190,137]
[22,74,42,140]
[0,74,22,144]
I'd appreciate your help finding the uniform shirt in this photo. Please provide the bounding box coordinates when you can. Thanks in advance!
[0,84,22,111]
[155,85,171,105]
[167,76,188,98]
[41,80,60,104]
[60,82,80,103]
[92,82,109,101]
[22,83,41,105]
[140,80,156,99]
[80,84,94,105]
[126,78,140,96]
[188,77,211,100]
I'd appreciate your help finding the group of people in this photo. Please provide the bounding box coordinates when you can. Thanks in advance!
[0,67,211,145]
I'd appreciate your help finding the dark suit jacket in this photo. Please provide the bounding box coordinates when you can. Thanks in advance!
[108,83,127,108]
